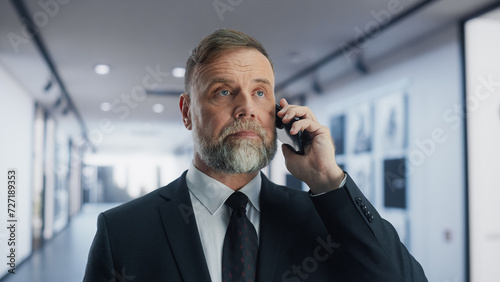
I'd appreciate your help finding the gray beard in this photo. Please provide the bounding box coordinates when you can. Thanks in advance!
[194,119,277,174]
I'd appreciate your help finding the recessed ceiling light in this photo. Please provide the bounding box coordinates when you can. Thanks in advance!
[100,102,112,111]
[95,64,110,75]
[172,67,185,78]
[152,103,164,113]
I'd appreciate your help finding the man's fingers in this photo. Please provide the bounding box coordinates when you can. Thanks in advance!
[290,119,324,136]
[280,106,318,124]
[278,98,317,122]
[279,98,289,108]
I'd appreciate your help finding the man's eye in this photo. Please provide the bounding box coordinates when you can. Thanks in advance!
[256,90,265,97]
[218,90,230,96]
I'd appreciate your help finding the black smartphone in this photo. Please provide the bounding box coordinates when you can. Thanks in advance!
[275,104,305,155]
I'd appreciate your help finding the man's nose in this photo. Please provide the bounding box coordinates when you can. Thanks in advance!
[234,93,256,119]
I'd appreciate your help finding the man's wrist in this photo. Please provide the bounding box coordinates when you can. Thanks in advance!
[309,170,346,196]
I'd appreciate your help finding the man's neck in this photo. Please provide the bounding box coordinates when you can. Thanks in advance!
[193,157,259,191]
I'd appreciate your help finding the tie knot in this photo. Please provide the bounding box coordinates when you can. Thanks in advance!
[225,191,249,212]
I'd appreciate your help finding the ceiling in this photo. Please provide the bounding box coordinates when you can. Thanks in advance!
[1,0,498,157]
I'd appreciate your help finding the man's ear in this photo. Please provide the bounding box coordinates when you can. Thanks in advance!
[179,93,192,130]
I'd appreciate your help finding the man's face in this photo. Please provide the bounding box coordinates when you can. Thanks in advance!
[184,48,277,174]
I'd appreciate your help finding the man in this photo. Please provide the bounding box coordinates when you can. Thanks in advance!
[84,29,427,281]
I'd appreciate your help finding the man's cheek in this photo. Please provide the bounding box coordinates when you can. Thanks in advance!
[266,128,276,142]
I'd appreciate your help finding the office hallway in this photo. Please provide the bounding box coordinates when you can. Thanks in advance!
[1,203,120,282]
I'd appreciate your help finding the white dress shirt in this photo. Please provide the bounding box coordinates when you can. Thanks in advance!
[185,162,261,282]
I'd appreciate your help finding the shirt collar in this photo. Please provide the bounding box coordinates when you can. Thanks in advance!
[186,162,261,215]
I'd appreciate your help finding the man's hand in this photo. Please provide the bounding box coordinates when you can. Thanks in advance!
[277,98,344,194]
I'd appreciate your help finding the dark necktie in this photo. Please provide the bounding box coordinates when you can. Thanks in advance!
[222,191,258,282]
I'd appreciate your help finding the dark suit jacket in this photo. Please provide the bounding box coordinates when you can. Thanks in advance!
[84,171,427,281]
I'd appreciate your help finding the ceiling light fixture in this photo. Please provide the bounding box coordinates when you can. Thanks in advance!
[100,102,112,111]
[95,64,110,75]
[172,67,185,78]
[152,103,164,113]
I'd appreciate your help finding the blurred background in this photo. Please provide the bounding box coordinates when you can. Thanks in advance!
[1,0,499,281]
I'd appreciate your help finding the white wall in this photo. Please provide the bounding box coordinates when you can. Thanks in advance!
[0,62,34,276]
[465,17,500,282]
[308,25,465,282]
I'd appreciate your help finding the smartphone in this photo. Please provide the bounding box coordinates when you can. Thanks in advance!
[275,104,305,155]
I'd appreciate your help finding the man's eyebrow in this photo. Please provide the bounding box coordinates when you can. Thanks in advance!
[253,78,272,86]
[206,78,272,88]
[206,78,234,89]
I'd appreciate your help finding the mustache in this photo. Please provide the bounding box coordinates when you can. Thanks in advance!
[219,119,268,141]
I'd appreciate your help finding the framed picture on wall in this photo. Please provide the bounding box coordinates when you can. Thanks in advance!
[347,102,373,154]
[383,157,406,209]
[347,154,374,203]
[330,114,346,155]
[375,92,408,152]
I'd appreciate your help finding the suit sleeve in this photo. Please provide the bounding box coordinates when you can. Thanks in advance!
[310,173,428,282]
[83,213,115,282]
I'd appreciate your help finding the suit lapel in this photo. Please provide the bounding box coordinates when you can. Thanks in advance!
[158,172,211,281]
[256,173,290,282]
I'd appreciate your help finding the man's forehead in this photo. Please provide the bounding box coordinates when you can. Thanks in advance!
[190,48,275,94]
[202,49,272,71]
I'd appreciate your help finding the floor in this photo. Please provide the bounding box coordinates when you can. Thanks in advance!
[1,203,120,282]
